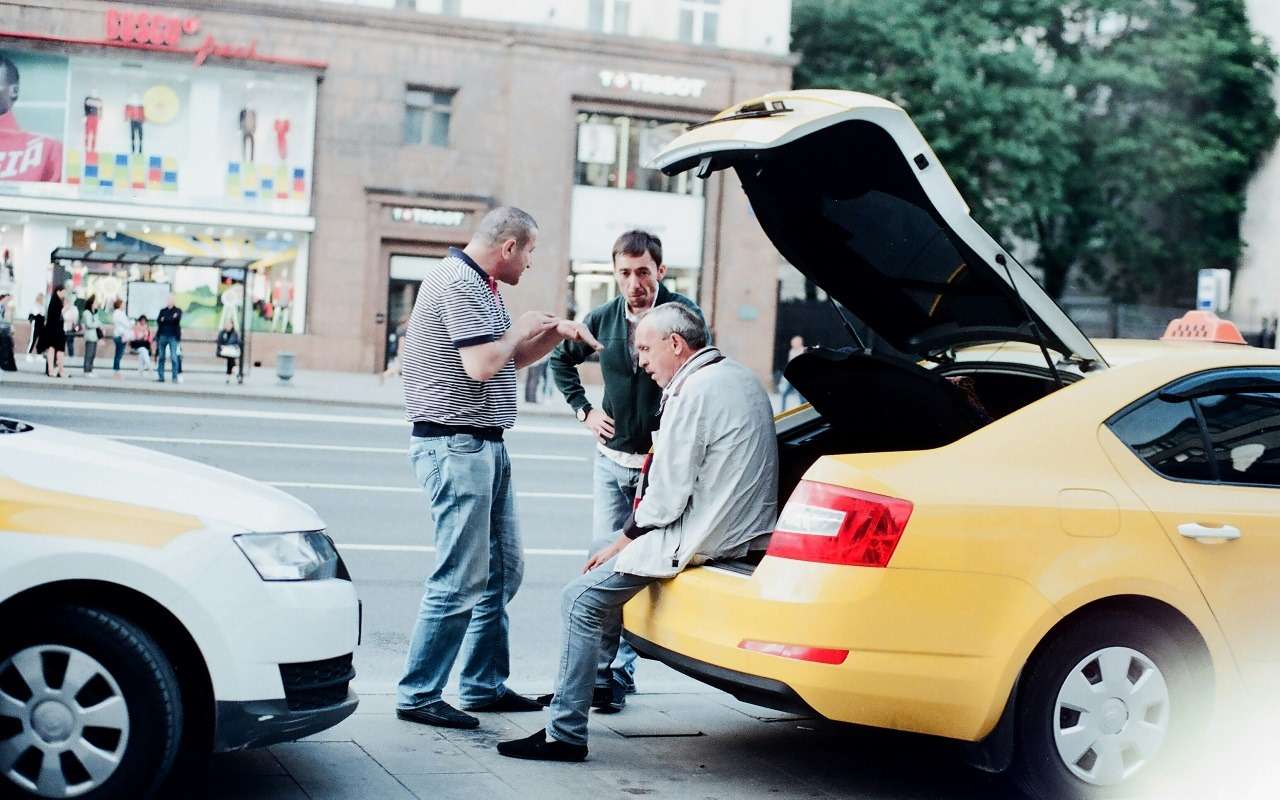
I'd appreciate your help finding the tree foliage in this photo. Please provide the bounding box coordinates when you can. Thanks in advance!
[793,0,1280,302]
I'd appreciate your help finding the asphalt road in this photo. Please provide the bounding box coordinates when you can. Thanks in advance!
[0,384,703,698]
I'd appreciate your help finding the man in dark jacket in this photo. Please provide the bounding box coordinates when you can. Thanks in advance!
[547,230,702,709]
[155,295,183,383]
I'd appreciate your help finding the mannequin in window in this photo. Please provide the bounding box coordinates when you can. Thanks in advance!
[124,94,144,154]
[274,117,290,161]
[239,106,257,162]
[83,92,102,151]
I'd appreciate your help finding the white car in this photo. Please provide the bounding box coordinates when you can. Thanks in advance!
[0,417,360,799]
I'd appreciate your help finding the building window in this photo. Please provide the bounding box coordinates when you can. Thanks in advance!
[404,87,454,147]
[678,0,720,45]
[574,112,702,196]
[587,0,630,34]
[440,0,461,14]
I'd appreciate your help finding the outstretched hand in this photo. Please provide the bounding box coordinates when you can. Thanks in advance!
[556,319,603,352]
[583,535,631,573]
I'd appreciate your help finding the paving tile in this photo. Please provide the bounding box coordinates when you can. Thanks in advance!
[397,772,520,800]
[272,741,417,800]
[208,748,288,776]
[203,774,309,800]
[599,699,705,738]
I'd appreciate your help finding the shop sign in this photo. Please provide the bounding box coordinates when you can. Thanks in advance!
[597,70,707,99]
[390,206,467,227]
[104,8,261,67]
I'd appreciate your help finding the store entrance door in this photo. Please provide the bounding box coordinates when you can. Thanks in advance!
[384,252,442,369]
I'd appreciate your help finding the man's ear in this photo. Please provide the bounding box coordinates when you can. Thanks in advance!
[655,263,668,281]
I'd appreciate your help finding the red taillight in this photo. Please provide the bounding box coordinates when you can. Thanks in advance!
[766,480,913,567]
[738,640,849,665]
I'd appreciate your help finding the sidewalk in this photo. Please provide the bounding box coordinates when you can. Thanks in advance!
[202,691,1014,800]
[0,355,597,416]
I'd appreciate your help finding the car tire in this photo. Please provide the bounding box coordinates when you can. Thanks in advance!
[0,606,183,800]
[1010,611,1206,800]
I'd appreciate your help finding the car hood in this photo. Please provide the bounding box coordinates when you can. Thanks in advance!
[652,89,1105,366]
[0,420,324,533]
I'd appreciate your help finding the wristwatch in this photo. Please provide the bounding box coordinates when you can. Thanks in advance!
[575,406,590,422]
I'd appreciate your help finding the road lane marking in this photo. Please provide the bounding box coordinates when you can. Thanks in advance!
[338,543,587,557]
[107,435,586,462]
[267,481,592,500]
[0,397,592,436]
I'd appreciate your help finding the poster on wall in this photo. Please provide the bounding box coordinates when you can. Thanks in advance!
[0,50,68,183]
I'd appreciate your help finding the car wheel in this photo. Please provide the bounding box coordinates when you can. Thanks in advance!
[0,606,183,799]
[1011,611,1205,800]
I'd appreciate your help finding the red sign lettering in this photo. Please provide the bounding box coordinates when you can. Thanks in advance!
[193,35,259,67]
[105,9,200,49]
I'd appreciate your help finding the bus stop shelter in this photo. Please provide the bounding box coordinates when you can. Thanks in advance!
[50,247,258,383]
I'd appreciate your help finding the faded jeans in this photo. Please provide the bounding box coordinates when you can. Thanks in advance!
[547,556,654,746]
[155,335,179,381]
[591,452,642,691]
[397,433,524,709]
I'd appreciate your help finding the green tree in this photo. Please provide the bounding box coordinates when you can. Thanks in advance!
[792,0,1280,303]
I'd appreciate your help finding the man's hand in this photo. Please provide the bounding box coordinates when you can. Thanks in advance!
[583,535,631,573]
[555,319,603,352]
[584,409,615,443]
[514,310,559,341]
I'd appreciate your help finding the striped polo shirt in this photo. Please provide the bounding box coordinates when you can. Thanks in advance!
[400,247,518,429]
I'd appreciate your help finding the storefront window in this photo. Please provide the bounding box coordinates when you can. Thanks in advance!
[569,261,699,321]
[574,112,702,196]
[57,223,306,335]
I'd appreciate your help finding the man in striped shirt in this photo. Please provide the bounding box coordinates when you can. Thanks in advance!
[396,206,602,730]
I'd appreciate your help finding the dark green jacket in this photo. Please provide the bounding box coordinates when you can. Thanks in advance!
[550,285,702,455]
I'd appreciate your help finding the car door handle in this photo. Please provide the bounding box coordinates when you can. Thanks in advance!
[1177,523,1241,543]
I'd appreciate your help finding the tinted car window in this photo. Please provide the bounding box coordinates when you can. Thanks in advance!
[1197,392,1280,487]
[1109,397,1214,482]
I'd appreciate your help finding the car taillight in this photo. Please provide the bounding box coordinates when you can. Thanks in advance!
[766,480,913,567]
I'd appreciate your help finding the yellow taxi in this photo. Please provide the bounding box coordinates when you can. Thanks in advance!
[623,89,1280,800]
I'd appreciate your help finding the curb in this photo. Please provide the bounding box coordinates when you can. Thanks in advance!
[0,371,577,417]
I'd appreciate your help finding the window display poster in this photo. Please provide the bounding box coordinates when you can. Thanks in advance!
[0,50,68,183]
[577,121,618,165]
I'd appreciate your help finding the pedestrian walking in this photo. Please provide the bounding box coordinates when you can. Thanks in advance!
[498,303,778,762]
[0,291,16,372]
[395,206,602,730]
[25,292,44,363]
[129,315,153,372]
[155,295,183,383]
[80,294,100,377]
[547,229,702,709]
[37,286,67,378]
[778,334,807,409]
[216,319,241,383]
[110,298,131,376]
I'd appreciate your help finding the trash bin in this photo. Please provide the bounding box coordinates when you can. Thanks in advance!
[276,352,295,383]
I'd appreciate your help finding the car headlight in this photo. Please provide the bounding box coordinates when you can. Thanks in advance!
[234,531,341,581]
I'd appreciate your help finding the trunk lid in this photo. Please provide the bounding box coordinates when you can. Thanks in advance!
[653,90,1105,366]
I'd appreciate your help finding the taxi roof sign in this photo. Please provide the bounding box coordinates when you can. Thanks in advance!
[1160,310,1247,345]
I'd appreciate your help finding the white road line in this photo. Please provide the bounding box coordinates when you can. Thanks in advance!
[338,543,587,557]
[107,435,585,462]
[0,397,591,437]
[267,481,592,500]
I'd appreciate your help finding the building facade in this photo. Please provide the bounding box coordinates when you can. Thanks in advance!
[0,0,794,383]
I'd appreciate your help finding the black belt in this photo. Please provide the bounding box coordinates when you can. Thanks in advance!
[412,421,504,441]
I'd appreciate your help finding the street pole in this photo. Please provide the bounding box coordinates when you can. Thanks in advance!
[239,267,250,385]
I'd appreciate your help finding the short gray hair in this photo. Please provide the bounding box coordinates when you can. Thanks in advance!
[474,206,538,248]
[640,302,708,350]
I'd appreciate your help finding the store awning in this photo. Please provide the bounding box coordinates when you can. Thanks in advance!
[50,248,258,270]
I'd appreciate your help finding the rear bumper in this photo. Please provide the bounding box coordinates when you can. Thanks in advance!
[628,632,817,716]
[622,557,1058,741]
[213,689,358,752]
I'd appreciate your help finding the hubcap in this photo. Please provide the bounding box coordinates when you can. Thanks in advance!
[0,645,130,798]
[1053,646,1170,787]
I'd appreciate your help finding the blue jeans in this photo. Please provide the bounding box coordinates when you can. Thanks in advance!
[548,557,654,746]
[112,336,126,371]
[591,452,642,691]
[155,336,179,381]
[397,433,524,709]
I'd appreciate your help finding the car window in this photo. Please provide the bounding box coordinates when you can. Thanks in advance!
[1197,391,1280,488]
[1108,396,1214,482]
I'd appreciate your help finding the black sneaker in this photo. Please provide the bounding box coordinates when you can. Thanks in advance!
[497,730,587,762]
[462,691,543,713]
[395,701,479,729]
[535,686,623,713]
